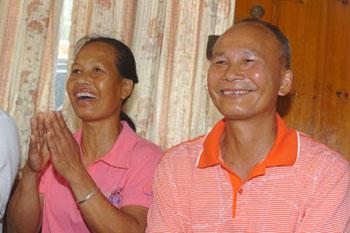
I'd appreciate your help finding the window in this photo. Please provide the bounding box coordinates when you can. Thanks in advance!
[55,0,73,110]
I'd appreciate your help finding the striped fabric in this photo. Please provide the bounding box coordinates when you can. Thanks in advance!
[147,117,350,233]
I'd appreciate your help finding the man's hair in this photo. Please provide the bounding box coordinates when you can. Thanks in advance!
[74,35,139,84]
[236,18,291,69]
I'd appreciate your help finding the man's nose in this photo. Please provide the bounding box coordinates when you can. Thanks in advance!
[223,63,244,82]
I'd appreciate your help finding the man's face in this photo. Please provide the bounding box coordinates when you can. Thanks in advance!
[207,23,291,120]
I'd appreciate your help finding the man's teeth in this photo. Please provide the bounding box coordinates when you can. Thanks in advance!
[222,90,250,95]
[76,92,96,98]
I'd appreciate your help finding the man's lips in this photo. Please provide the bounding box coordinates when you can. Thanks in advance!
[220,88,254,96]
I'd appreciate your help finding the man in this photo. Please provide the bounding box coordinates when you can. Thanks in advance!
[0,108,20,232]
[147,18,350,232]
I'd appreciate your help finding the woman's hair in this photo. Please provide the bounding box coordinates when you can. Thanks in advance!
[74,35,138,131]
[120,111,136,132]
[74,35,139,84]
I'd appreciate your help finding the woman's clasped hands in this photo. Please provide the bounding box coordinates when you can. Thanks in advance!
[27,111,86,183]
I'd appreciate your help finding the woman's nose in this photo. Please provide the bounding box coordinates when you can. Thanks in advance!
[76,72,91,85]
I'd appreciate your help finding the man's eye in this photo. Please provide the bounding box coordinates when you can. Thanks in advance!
[93,67,104,73]
[214,60,227,65]
[243,59,255,64]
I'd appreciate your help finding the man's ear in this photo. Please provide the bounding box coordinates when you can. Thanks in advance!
[121,79,134,100]
[278,69,293,96]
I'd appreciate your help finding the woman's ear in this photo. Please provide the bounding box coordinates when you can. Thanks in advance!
[278,69,293,96]
[121,79,134,100]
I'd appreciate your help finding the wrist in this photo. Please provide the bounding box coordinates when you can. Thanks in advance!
[18,164,41,189]
[21,163,40,177]
[65,166,89,185]
[76,186,99,205]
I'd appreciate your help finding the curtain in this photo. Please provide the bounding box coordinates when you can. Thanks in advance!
[64,0,235,150]
[62,0,139,130]
[0,0,63,165]
[0,0,235,163]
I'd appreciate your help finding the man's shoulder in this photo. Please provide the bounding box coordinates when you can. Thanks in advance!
[297,132,349,173]
[158,135,205,170]
[165,135,205,158]
[153,135,206,190]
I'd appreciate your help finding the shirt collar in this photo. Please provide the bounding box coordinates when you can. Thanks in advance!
[75,121,137,168]
[197,114,298,169]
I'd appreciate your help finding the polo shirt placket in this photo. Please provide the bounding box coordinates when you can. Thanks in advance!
[197,115,298,218]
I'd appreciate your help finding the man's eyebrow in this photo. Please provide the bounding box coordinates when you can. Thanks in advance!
[211,51,225,58]
[241,49,258,57]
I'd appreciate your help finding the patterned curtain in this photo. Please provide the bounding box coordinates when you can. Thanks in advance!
[0,0,63,164]
[63,0,139,130]
[0,0,235,163]
[64,0,235,150]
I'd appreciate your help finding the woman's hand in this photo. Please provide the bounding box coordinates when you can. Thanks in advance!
[26,113,50,174]
[44,112,87,183]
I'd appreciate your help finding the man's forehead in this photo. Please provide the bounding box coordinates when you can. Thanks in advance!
[225,22,276,40]
[213,23,281,52]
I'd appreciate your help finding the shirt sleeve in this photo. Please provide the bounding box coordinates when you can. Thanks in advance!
[0,113,20,219]
[296,156,350,232]
[146,155,191,233]
[120,143,163,208]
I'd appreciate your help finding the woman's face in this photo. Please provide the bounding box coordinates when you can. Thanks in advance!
[66,41,133,122]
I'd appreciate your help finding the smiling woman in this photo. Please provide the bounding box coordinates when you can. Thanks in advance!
[6,36,163,233]
[67,40,133,123]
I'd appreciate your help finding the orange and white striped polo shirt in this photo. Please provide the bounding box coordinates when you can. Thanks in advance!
[147,116,350,233]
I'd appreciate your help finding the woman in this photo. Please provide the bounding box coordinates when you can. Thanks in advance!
[7,37,163,233]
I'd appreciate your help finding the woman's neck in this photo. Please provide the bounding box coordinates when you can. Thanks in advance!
[81,116,121,165]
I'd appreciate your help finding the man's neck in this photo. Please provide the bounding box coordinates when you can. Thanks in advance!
[221,114,277,180]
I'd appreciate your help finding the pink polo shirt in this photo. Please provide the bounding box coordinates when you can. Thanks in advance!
[39,122,163,233]
[147,115,350,233]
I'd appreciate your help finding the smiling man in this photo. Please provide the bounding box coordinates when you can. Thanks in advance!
[146,18,350,233]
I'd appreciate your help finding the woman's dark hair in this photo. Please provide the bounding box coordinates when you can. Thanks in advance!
[74,36,138,131]
[74,35,139,84]
[120,111,136,132]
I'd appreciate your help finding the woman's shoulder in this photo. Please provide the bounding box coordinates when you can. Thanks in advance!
[131,133,164,159]
[121,122,163,160]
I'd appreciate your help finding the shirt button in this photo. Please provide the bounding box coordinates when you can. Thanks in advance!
[238,188,243,194]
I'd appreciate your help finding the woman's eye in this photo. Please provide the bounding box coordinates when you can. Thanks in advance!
[71,69,81,75]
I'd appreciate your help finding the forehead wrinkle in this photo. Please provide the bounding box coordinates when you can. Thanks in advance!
[77,42,117,62]
[241,23,285,58]
[225,23,282,52]
[213,37,267,60]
